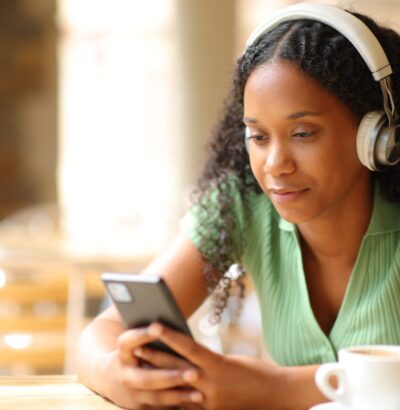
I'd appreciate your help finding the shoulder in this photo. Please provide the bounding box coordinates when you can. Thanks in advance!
[184,175,249,223]
[180,174,263,258]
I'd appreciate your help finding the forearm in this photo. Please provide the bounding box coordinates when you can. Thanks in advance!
[271,364,327,410]
[229,356,326,410]
[76,310,124,395]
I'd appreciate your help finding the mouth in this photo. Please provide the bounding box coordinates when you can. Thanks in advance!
[268,187,309,204]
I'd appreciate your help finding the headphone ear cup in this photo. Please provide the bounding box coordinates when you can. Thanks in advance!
[356,111,386,171]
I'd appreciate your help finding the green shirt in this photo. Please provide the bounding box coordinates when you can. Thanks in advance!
[181,180,400,366]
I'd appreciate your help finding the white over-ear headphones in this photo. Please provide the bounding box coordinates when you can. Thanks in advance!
[243,2,400,171]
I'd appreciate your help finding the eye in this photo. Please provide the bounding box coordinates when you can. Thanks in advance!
[248,134,269,145]
[293,130,315,139]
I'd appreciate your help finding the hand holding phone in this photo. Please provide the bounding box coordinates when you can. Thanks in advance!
[101,272,192,357]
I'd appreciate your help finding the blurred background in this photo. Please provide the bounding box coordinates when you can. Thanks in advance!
[0,0,398,376]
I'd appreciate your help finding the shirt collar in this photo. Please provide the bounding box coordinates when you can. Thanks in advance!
[366,180,400,235]
[278,214,295,232]
[277,180,400,235]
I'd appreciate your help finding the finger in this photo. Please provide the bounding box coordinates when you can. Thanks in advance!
[148,323,217,368]
[121,367,191,391]
[134,347,193,369]
[117,327,157,363]
[133,388,203,407]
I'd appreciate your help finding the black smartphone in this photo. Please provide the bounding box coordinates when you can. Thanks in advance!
[101,272,192,356]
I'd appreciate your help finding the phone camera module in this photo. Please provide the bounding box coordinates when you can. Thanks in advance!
[107,282,133,303]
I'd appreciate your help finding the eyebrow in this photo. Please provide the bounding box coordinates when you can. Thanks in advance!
[286,111,322,120]
[243,111,322,124]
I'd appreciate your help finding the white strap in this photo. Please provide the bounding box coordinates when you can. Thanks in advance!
[245,2,392,81]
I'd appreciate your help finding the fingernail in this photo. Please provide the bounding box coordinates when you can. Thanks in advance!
[190,391,203,403]
[147,323,162,337]
[134,348,142,357]
[128,327,148,337]
[183,370,198,382]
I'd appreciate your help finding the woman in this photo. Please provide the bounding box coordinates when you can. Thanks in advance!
[77,3,400,409]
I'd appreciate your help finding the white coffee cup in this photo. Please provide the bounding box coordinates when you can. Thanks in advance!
[315,345,400,410]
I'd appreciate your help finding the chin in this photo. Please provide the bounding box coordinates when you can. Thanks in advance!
[274,207,313,225]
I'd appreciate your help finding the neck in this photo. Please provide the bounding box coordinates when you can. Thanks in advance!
[297,177,373,265]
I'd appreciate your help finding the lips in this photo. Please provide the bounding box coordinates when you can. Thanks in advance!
[269,188,303,194]
[268,187,309,204]
[268,186,308,194]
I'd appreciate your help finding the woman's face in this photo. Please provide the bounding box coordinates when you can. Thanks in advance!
[243,60,370,224]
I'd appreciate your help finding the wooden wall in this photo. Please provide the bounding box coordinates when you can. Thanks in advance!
[0,0,57,220]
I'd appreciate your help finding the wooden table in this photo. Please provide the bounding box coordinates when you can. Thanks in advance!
[0,375,122,409]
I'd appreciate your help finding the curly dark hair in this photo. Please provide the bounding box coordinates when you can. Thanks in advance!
[191,9,400,323]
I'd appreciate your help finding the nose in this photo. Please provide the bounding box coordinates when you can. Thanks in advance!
[263,141,296,176]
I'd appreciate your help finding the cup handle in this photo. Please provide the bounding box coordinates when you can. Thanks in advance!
[315,363,347,403]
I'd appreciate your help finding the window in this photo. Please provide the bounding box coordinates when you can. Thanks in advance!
[57,0,176,256]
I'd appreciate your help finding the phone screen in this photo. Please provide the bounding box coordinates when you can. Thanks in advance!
[101,272,192,356]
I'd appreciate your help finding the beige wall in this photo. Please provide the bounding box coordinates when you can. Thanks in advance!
[174,0,236,207]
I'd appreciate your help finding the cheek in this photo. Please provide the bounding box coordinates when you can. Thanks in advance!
[308,130,361,172]
[309,143,365,196]
[322,140,361,174]
[322,121,360,163]
[249,154,266,185]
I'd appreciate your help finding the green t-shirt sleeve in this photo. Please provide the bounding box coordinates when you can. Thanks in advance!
[180,177,246,263]
[180,202,207,251]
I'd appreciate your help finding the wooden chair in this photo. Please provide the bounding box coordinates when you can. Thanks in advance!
[0,263,69,374]
[0,204,106,375]
[0,260,109,375]
[0,202,154,375]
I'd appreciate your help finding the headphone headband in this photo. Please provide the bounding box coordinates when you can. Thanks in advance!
[245,2,392,81]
